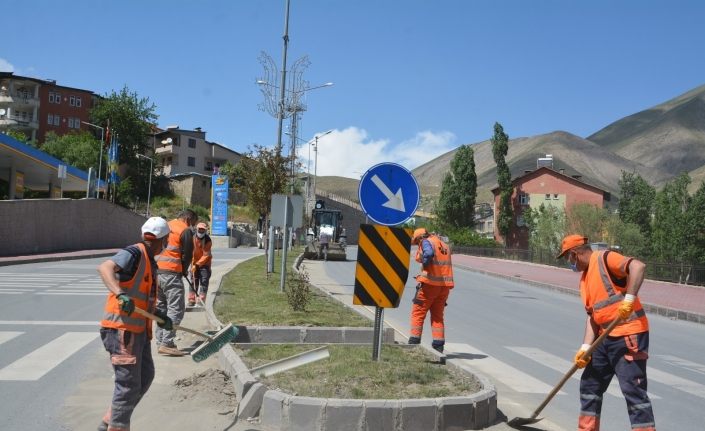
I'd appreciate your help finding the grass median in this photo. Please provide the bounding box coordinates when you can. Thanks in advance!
[215,248,483,399]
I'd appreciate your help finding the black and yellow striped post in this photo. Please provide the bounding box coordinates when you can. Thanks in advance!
[354,224,412,360]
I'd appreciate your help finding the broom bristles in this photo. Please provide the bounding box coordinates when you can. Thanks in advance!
[190,323,238,362]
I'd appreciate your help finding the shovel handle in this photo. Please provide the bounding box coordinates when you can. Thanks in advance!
[527,317,622,420]
[130,306,213,341]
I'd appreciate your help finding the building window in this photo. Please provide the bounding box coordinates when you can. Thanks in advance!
[69,96,76,106]
[519,194,529,205]
[76,97,81,107]
[187,156,196,167]
[54,92,61,104]
[545,194,551,200]
[487,220,493,230]
[188,138,196,148]
[205,161,213,171]
[47,114,54,125]
[53,115,60,126]
[68,118,73,128]
[553,194,559,200]
[49,92,55,103]
[68,117,80,129]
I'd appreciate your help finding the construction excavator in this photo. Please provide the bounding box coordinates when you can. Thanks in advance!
[303,200,347,261]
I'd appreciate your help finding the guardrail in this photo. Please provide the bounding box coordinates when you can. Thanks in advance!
[452,246,705,286]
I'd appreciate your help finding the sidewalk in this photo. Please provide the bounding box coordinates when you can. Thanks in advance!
[452,254,705,324]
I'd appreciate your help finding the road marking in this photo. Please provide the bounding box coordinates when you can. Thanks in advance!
[649,367,705,399]
[506,346,661,399]
[0,292,25,295]
[35,292,104,296]
[0,332,98,381]
[0,331,23,345]
[445,342,557,394]
[0,320,98,326]
[656,354,705,376]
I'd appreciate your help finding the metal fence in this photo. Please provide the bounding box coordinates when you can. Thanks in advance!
[452,246,705,287]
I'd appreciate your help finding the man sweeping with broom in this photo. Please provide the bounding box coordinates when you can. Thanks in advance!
[96,217,173,431]
[557,235,656,431]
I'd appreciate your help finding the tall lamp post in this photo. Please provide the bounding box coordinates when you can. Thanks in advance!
[137,153,153,217]
[312,130,333,207]
[81,121,104,198]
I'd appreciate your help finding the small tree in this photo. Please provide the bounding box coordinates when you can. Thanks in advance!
[436,145,477,228]
[524,204,566,257]
[286,265,311,311]
[651,172,691,264]
[618,171,655,242]
[492,122,513,244]
[566,203,609,243]
[41,131,100,172]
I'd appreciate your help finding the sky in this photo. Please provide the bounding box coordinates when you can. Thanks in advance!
[3,0,705,179]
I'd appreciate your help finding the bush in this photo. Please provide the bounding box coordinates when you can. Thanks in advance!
[286,266,311,312]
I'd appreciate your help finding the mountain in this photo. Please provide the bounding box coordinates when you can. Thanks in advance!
[314,83,705,205]
[588,84,705,178]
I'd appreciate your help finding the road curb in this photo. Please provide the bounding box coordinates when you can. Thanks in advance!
[208,253,498,430]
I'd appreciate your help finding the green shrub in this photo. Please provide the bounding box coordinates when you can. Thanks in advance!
[286,266,311,311]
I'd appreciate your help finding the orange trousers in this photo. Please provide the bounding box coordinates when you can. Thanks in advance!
[409,284,450,347]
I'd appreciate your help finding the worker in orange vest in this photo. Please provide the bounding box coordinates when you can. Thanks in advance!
[155,209,198,356]
[557,234,655,431]
[189,222,212,306]
[96,217,173,431]
[408,228,454,353]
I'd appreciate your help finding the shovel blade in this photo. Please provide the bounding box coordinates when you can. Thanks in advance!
[507,416,543,427]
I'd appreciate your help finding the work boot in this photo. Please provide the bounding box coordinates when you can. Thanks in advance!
[187,291,196,307]
[199,293,207,303]
[158,344,184,356]
[97,421,108,431]
[408,336,421,345]
[432,341,444,353]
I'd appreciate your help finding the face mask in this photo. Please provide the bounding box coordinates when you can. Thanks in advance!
[196,231,205,238]
[569,261,580,272]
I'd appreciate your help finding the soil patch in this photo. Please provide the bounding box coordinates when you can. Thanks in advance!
[172,368,237,415]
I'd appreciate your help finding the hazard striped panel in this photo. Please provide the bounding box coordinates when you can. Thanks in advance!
[353,224,411,308]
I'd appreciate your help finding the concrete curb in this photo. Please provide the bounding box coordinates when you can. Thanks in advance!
[208,253,498,431]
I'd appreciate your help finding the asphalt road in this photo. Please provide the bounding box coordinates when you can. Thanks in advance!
[313,246,705,431]
[0,247,260,431]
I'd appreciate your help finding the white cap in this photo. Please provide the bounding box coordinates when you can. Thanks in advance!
[141,217,170,239]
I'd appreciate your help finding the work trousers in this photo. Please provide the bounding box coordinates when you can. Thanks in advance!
[100,328,154,431]
[192,265,211,295]
[155,272,185,346]
[409,283,450,351]
[578,331,655,431]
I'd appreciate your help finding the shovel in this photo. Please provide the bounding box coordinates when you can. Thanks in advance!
[508,317,622,428]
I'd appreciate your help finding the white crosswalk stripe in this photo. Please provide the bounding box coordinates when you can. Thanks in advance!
[506,346,662,399]
[0,331,23,345]
[0,272,104,296]
[656,354,705,376]
[446,342,559,394]
[0,332,98,381]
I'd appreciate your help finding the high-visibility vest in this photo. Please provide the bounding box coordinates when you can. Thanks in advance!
[415,235,454,288]
[101,242,156,337]
[580,251,649,337]
[193,234,212,267]
[156,219,189,273]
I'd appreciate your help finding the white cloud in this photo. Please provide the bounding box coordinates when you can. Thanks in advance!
[299,127,456,179]
[0,58,15,72]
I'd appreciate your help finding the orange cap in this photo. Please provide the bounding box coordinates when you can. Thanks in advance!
[556,234,588,259]
[412,228,428,245]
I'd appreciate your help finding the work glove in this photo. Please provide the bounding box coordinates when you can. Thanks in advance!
[154,310,173,331]
[117,294,134,316]
[574,344,592,369]
[617,294,635,320]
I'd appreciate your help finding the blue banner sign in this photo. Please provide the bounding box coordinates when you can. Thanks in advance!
[211,175,229,235]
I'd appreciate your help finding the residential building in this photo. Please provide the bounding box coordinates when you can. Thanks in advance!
[0,72,96,144]
[154,126,243,207]
[474,202,494,238]
[492,165,610,249]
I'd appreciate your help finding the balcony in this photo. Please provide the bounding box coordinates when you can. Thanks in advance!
[155,145,179,156]
[4,114,38,130]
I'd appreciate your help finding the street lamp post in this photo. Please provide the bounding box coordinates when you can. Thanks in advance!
[312,130,333,207]
[81,121,104,198]
[137,153,153,217]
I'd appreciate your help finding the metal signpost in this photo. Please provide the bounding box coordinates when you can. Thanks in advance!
[357,162,420,360]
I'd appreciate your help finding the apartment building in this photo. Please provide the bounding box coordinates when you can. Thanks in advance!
[154,126,243,207]
[0,72,95,144]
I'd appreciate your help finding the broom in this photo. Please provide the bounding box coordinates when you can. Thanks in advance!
[128,305,238,362]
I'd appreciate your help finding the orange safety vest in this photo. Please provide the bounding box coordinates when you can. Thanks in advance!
[101,242,156,337]
[580,251,649,337]
[156,218,189,273]
[193,235,212,267]
[415,235,454,288]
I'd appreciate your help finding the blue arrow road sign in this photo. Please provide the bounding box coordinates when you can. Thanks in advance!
[358,162,420,226]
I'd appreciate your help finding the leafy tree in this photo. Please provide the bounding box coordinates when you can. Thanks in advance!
[524,204,566,257]
[566,203,609,243]
[492,122,513,244]
[651,172,691,263]
[436,144,477,228]
[41,131,100,172]
[618,171,655,241]
[91,86,158,201]
[604,216,648,258]
[2,129,32,145]
[684,181,705,264]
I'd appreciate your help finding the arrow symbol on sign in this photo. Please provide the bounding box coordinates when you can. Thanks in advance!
[371,174,406,212]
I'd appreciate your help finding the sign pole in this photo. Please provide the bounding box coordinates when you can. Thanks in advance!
[280,196,290,292]
[372,306,384,361]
